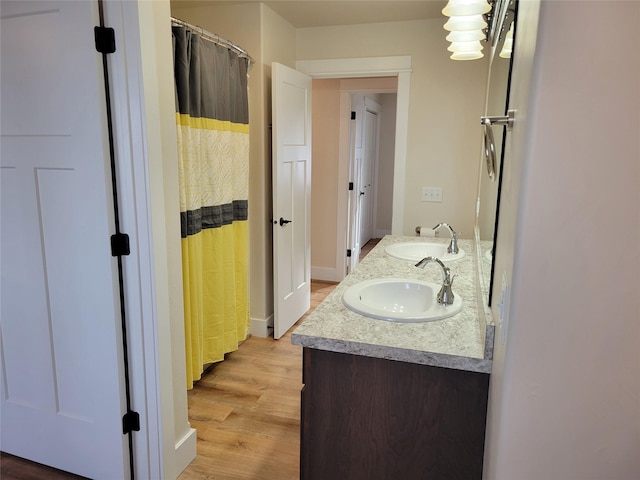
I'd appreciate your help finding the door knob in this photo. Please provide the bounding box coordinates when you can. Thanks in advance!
[279,217,292,226]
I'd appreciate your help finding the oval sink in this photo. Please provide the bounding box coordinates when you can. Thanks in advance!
[385,242,465,262]
[342,278,463,323]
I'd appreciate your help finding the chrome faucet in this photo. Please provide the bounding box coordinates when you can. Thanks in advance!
[433,223,460,254]
[415,256,456,305]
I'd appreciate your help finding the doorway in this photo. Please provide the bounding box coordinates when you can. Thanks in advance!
[309,77,400,282]
[298,56,412,282]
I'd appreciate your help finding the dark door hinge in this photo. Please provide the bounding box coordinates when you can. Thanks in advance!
[351,111,356,120]
[348,182,354,191]
[347,249,352,257]
[122,410,140,435]
[95,26,116,54]
[111,233,131,257]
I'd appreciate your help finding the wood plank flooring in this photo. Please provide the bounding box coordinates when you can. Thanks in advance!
[0,454,87,480]
[178,280,337,480]
[0,240,380,479]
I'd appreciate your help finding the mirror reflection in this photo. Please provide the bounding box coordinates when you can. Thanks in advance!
[477,0,517,305]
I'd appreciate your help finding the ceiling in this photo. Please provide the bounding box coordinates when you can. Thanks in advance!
[171,0,448,28]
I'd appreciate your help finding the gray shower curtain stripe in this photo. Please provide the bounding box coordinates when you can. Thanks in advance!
[181,200,248,238]
[172,26,249,124]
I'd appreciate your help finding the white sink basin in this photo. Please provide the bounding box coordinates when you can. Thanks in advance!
[342,278,463,322]
[385,242,465,262]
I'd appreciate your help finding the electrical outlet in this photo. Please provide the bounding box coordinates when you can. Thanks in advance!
[421,187,443,203]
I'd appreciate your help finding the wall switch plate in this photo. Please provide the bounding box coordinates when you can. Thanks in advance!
[421,187,443,203]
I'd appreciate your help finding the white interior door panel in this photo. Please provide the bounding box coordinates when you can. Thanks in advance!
[272,63,312,340]
[0,1,128,477]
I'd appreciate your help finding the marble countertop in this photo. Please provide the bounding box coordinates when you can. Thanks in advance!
[291,235,493,374]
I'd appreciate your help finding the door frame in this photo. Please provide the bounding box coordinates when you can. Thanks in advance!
[104,2,196,477]
[103,3,166,477]
[296,56,411,280]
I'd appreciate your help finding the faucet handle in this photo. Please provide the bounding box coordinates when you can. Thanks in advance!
[432,222,458,236]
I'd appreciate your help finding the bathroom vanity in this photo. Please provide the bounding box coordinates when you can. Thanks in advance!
[291,235,494,480]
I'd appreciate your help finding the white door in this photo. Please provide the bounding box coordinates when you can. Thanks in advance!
[348,96,365,265]
[359,109,378,246]
[0,2,129,478]
[272,63,312,339]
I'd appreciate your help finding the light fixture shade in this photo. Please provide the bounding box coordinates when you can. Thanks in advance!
[447,40,484,53]
[498,47,512,58]
[499,23,514,58]
[443,14,488,32]
[450,51,484,60]
[499,38,513,58]
[446,30,485,42]
[442,0,491,17]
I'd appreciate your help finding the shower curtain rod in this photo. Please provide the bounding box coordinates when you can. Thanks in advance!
[170,17,254,65]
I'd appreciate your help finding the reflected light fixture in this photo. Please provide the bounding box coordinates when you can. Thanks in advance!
[442,0,491,60]
[499,21,514,58]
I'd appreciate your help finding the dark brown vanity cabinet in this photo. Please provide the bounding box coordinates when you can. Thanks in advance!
[300,348,489,480]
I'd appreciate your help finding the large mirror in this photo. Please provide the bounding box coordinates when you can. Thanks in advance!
[477,0,517,305]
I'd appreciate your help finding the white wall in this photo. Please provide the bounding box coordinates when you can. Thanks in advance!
[310,77,396,280]
[297,18,488,238]
[310,78,341,279]
[485,1,640,478]
[376,93,396,236]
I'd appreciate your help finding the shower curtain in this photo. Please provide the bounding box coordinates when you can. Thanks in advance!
[172,25,250,388]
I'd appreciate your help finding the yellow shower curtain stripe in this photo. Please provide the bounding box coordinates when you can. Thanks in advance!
[182,220,250,387]
[176,112,249,134]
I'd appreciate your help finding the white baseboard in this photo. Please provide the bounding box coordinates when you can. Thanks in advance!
[250,314,273,338]
[174,427,197,477]
[311,266,339,282]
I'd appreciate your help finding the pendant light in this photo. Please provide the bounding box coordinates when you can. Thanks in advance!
[442,0,491,60]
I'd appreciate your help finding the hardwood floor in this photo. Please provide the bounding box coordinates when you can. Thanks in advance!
[0,240,381,479]
[178,279,337,480]
[0,453,87,480]
[359,237,380,260]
